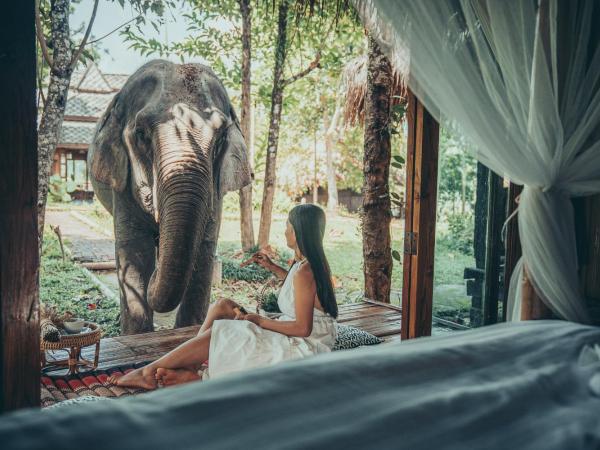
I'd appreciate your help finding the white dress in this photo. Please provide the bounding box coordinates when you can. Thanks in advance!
[203,260,337,380]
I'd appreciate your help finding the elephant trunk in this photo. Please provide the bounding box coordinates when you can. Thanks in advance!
[147,120,212,313]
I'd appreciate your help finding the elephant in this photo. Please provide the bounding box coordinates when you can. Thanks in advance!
[88,60,252,335]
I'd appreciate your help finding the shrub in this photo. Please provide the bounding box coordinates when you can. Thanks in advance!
[49,175,76,203]
[260,291,281,313]
[221,245,293,283]
[222,257,273,282]
[440,212,474,255]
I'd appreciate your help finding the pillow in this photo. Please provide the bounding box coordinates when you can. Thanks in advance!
[333,324,383,350]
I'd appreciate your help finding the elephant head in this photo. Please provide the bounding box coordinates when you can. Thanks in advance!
[90,60,251,313]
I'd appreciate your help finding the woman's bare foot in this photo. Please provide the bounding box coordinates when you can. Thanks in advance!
[155,368,201,387]
[107,366,158,390]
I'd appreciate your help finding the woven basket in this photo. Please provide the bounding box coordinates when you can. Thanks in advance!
[255,277,283,313]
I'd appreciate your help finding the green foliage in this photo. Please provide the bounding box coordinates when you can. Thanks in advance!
[40,231,120,337]
[48,175,76,203]
[271,190,296,213]
[334,126,365,192]
[221,245,292,283]
[438,126,477,217]
[260,291,281,313]
[222,257,273,282]
[438,212,474,255]
[119,0,366,198]
[222,191,241,213]
[389,100,406,136]
[222,184,295,214]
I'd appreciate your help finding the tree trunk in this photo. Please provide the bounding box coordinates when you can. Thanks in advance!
[362,37,393,303]
[37,0,73,250]
[313,128,318,204]
[323,93,340,214]
[257,0,289,248]
[238,0,255,251]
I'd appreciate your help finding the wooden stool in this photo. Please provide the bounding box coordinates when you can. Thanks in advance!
[41,322,102,375]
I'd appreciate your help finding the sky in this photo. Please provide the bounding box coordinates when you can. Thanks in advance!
[71,1,193,74]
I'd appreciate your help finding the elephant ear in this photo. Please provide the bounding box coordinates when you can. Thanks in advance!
[218,108,252,195]
[90,93,129,192]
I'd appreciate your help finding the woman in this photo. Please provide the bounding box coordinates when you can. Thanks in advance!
[110,204,338,389]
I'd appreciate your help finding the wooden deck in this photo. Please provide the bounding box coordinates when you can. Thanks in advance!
[45,300,403,371]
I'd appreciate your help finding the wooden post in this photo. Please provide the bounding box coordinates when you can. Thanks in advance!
[502,182,523,321]
[0,1,40,411]
[468,162,489,326]
[482,172,506,324]
[401,91,439,339]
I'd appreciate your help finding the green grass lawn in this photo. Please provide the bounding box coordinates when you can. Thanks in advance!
[53,201,476,324]
[218,211,406,300]
[40,230,120,337]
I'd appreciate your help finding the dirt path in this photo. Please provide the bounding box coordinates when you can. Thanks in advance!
[45,209,115,263]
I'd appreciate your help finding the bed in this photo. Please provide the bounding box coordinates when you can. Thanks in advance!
[1,320,599,450]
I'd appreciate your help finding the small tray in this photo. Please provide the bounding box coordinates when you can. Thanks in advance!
[41,322,102,351]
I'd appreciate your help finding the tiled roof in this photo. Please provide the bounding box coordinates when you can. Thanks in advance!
[58,62,130,147]
[70,62,129,92]
[65,92,115,117]
[59,121,98,145]
[72,63,112,92]
[104,73,129,90]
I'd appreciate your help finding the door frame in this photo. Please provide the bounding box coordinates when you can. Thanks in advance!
[401,90,440,339]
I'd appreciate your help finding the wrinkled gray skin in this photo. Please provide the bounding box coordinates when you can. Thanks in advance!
[88,60,251,334]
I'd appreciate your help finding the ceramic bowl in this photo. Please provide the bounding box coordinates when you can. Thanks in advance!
[63,318,85,334]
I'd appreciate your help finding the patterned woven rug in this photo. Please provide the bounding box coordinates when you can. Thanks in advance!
[41,361,152,408]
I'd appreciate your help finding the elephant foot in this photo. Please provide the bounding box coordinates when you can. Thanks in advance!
[108,366,158,390]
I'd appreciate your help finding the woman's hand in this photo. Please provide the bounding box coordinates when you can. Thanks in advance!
[243,313,264,327]
[241,250,274,270]
[233,307,247,320]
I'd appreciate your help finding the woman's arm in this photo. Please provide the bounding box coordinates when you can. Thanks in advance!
[245,264,315,337]
[265,261,289,281]
[243,250,289,281]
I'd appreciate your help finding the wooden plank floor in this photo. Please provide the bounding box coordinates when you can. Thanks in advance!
[45,300,402,371]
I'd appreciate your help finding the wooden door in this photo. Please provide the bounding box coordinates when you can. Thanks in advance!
[401,91,440,339]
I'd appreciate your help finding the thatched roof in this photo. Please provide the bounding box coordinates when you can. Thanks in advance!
[340,54,406,127]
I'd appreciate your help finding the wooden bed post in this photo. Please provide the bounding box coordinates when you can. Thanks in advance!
[401,91,439,340]
[482,173,506,325]
[0,1,40,411]
[502,183,523,321]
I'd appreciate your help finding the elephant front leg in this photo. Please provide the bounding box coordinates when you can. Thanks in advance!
[114,200,157,335]
[116,241,156,334]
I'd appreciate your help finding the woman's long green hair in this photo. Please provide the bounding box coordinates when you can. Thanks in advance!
[288,204,338,318]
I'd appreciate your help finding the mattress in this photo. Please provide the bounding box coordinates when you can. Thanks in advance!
[1,320,599,450]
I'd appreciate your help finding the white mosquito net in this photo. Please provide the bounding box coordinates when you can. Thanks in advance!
[353,0,600,323]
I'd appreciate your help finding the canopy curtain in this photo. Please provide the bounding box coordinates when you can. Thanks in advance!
[353,0,600,323]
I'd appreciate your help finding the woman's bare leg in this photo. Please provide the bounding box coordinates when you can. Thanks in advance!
[155,300,247,387]
[108,330,212,389]
[109,299,242,389]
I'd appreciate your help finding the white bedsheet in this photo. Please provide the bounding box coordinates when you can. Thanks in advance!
[1,320,599,449]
